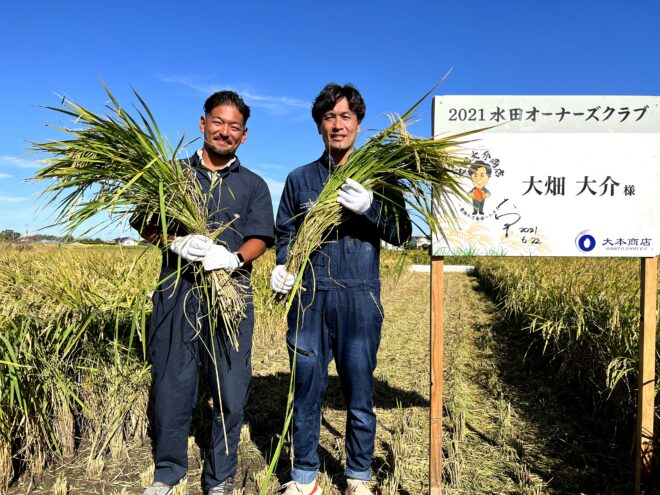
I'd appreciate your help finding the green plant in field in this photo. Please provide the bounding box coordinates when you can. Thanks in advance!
[79,349,150,465]
[1,315,84,481]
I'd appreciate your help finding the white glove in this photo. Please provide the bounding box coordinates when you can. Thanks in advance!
[202,244,241,272]
[270,265,295,294]
[169,234,213,261]
[336,178,373,215]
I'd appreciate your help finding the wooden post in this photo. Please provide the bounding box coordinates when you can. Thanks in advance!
[430,256,444,494]
[635,256,657,495]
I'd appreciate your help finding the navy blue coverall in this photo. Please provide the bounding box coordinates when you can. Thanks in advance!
[274,154,412,483]
[148,152,274,489]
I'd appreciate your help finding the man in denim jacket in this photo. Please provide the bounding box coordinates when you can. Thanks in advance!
[136,91,274,495]
[271,83,411,495]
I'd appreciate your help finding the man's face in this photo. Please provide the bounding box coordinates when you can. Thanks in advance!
[470,166,489,189]
[199,104,247,157]
[317,97,360,155]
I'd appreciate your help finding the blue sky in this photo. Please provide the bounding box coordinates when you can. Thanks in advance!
[1,0,658,239]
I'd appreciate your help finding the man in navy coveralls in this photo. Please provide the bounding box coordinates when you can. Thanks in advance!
[271,84,411,495]
[135,91,274,495]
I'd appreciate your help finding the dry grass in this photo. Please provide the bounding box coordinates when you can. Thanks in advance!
[50,473,67,495]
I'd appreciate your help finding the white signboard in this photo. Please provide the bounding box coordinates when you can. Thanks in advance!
[432,95,660,257]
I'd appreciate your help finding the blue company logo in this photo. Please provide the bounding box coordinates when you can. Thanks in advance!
[575,231,596,253]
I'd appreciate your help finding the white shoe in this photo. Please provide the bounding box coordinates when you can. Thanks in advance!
[143,481,173,495]
[280,480,322,494]
[345,479,373,495]
[207,476,234,494]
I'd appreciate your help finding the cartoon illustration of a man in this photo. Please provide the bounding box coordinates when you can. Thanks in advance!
[469,160,492,215]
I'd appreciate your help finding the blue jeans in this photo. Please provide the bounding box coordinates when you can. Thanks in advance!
[287,287,383,483]
[149,277,254,490]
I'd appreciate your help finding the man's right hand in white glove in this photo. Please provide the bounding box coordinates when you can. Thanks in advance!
[169,234,213,262]
[270,265,296,294]
[337,178,373,215]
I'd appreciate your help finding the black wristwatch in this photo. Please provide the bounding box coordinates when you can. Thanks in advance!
[234,251,245,268]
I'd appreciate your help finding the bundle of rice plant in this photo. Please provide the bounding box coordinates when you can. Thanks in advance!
[278,90,478,310]
[30,84,245,348]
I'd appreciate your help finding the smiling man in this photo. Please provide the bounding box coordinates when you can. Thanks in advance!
[135,91,274,495]
[271,83,412,495]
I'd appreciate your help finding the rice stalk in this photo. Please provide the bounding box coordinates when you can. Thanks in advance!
[125,386,149,445]
[0,245,162,487]
[51,472,68,495]
[475,257,656,422]
[109,431,127,462]
[239,423,252,444]
[315,471,333,493]
[139,463,155,487]
[79,352,150,463]
[0,420,11,493]
[53,394,75,459]
[386,401,410,490]
[496,396,513,447]
[380,474,400,495]
[172,478,188,495]
[251,467,270,493]
[1,316,84,481]
[30,83,245,347]
[85,456,104,478]
[443,428,463,489]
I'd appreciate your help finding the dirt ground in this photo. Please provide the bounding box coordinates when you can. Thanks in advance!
[7,271,642,494]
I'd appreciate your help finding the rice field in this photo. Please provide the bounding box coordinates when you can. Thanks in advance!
[474,257,660,423]
[0,243,425,494]
[1,245,658,493]
[0,244,158,490]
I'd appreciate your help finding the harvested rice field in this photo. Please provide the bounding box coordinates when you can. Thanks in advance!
[3,245,656,494]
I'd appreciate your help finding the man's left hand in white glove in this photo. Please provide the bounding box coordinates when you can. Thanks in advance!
[336,178,373,215]
[202,244,243,272]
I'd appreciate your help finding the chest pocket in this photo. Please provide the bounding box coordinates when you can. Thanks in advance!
[341,216,374,256]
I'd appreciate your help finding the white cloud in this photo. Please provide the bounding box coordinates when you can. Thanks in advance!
[262,176,285,199]
[0,155,40,169]
[0,173,11,179]
[160,75,309,114]
[254,162,285,170]
[0,195,30,202]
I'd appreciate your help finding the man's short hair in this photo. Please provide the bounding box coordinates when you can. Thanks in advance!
[312,83,366,124]
[204,91,251,125]
[469,160,492,177]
